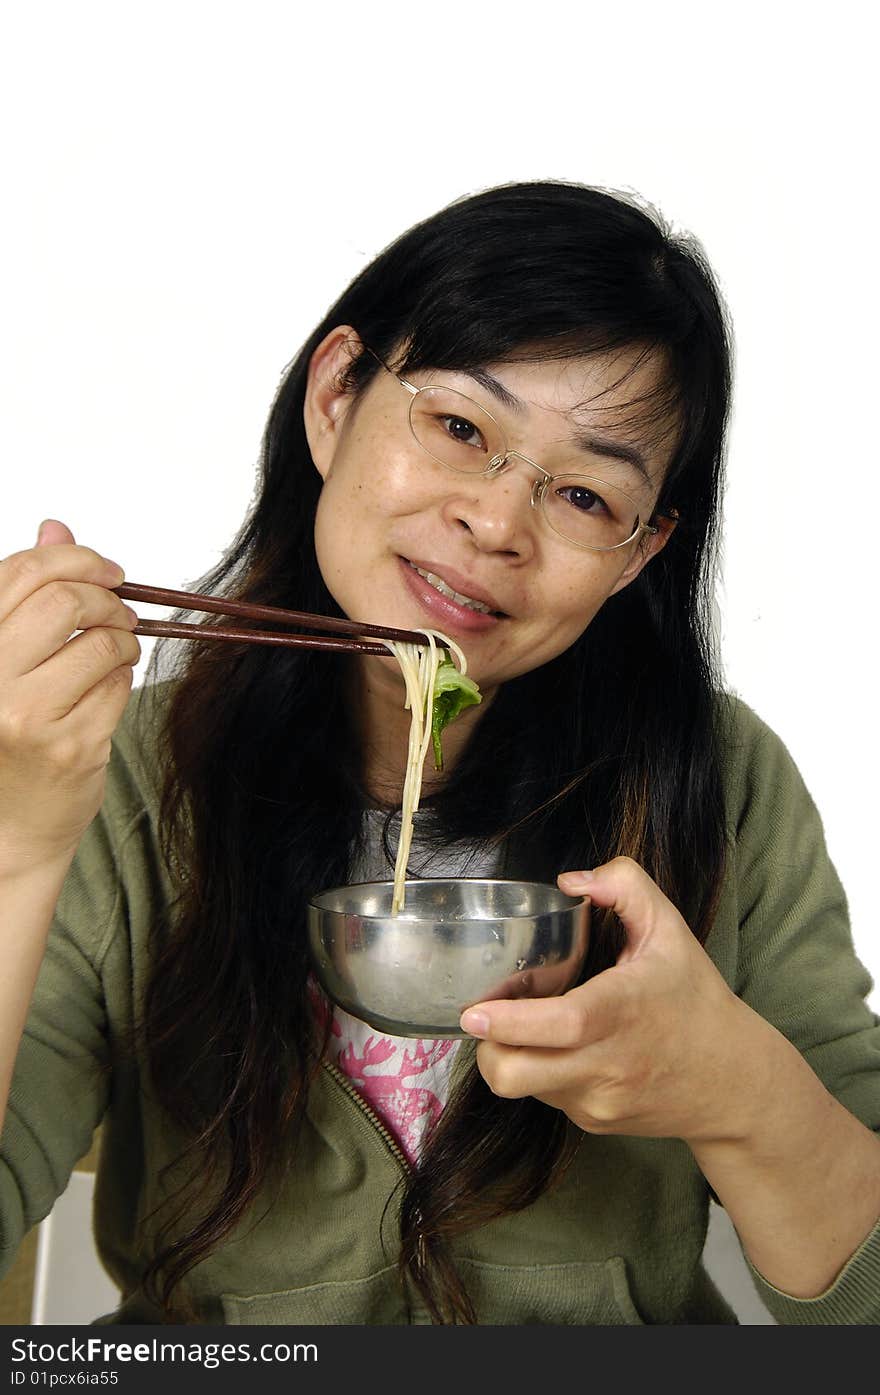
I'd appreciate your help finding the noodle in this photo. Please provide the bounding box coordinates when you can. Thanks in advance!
[381,630,469,914]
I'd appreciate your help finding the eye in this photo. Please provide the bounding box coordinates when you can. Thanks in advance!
[554,483,608,514]
[438,414,486,450]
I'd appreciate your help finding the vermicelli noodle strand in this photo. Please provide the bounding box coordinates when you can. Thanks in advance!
[382,630,466,913]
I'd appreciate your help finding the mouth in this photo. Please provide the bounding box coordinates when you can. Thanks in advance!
[398,557,508,633]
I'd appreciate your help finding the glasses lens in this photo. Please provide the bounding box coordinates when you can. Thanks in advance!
[409,387,504,473]
[542,475,643,550]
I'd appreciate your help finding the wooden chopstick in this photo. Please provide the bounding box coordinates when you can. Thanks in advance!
[130,618,391,655]
[114,581,428,653]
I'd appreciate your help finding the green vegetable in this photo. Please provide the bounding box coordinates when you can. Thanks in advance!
[430,656,482,771]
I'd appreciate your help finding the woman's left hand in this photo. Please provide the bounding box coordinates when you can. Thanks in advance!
[460,857,768,1145]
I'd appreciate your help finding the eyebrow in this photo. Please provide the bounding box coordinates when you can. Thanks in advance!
[461,367,654,486]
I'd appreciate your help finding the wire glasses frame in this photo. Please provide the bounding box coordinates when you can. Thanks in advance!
[359,342,662,553]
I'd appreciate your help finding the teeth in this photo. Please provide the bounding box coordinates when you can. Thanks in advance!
[412,565,493,614]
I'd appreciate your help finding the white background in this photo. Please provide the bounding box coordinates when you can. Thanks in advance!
[1,2,876,1005]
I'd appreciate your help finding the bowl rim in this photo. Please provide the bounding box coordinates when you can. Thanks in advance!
[308,877,589,922]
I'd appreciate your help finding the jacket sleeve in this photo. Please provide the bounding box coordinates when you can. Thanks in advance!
[720,699,880,1323]
[0,737,147,1280]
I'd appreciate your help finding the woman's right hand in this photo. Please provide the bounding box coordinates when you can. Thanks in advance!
[0,520,142,877]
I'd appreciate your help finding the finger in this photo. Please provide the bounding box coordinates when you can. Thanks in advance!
[558,858,687,959]
[64,657,137,746]
[474,1038,601,1100]
[16,663,138,793]
[0,581,139,683]
[460,972,618,1047]
[17,623,142,720]
[36,519,76,547]
[0,545,125,626]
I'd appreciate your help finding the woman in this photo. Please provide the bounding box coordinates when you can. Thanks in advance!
[1,181,878,1325]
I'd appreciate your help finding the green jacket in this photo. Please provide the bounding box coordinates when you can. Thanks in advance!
[1,684,879,1325]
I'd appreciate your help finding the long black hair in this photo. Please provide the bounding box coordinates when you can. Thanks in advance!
[140,180,732,1321]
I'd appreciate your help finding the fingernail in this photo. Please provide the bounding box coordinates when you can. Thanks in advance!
[124,605,139,627]
[104,559,125,584]
[561,869,595,886]
[36,520,51,544]
[460,1009,490,1037]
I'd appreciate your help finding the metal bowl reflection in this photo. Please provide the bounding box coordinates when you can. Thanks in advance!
[307,878,590,1038]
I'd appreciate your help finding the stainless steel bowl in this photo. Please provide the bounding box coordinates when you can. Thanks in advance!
[307,878,590,1038]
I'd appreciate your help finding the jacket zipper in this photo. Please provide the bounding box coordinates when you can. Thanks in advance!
[321,1060,432,1311]
[321,1059,411,1175]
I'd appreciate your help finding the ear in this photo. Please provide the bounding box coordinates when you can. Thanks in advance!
[608,510,679,597]
[303,325,364,481]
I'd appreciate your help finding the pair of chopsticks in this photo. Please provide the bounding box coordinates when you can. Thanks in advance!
[114,583,427,655]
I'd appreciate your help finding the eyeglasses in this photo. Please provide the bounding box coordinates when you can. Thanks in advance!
[361,344,661,552]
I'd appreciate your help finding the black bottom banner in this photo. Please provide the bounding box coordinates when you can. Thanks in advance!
[0,1323,872,1390]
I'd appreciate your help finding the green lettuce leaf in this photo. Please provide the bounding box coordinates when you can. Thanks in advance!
[430,656,482,771]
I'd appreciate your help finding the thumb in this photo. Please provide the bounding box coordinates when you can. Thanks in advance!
[558,858,687,962]
[37,518,77,547]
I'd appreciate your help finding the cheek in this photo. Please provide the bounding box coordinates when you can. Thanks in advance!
[550,565,608,622]
[316,436,438,556]
[366,438,438,514]
[312,433,430,588]
[529,564,625,649]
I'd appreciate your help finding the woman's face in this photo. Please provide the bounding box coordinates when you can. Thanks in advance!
[306,327,678,696]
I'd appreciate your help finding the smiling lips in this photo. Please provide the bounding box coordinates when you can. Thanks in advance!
[410,564,494,614]
[399,557,507,633]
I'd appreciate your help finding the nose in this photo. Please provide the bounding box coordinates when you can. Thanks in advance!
[440,457,538,556]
